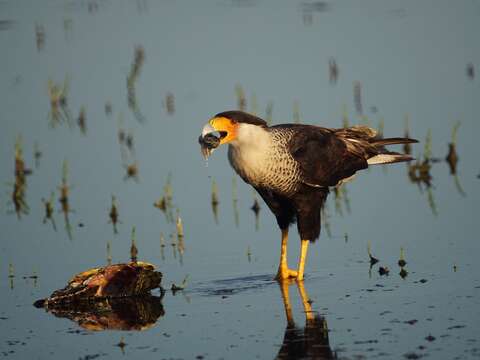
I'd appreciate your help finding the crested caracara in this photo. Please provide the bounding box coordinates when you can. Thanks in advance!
[199,111,417,281]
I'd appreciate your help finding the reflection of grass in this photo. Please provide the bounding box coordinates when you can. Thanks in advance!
[127,46,146,123]
[250,93,258,116]
[321,204,331,238]
[58,160,73,240]
[47,76,72,128]
[341,104,349,128]
[130,227,138,262]
[403,115,411,155]
[77,106,87,135]
[293,100,300,124]
[235,84,246,111]
[109,195,120,234]
[154,174,174,223]
[265,101,273,125]
[211,179,219,224]
[8,136,31,218]
[251,190,260,231]
[42,192,57,231]
[232,177,239,228]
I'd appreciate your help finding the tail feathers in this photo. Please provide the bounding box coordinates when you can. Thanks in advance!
[367,153,414,165]
[372,137,418,146]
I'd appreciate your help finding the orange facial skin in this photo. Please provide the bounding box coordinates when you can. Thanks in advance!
[209,117,239,145]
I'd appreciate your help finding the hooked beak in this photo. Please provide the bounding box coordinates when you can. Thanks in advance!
[199,117,238,160]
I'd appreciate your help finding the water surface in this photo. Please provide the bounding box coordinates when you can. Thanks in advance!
[1,1,479,359]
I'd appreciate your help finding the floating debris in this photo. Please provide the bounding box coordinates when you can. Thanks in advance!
[353,81,363,115]
[33,261,162,306]
[109,195,120,234]
[127,46,146,123]
[165,92,175,115]
[329,57,338,85]
[42,192,57,231]
[211,179,219,224]
[124,162,139,182]
[130,227,138,263]
[378,266,389,276]
[235,84,246,111]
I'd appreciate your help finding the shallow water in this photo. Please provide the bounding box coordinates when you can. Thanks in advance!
[1,0,479,359]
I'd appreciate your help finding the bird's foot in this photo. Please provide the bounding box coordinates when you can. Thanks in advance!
[275,268,298,281]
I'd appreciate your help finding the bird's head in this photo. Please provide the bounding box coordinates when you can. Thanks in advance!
[198,111,268,159]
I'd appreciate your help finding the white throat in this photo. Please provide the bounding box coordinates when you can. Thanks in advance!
[228,124,272,184]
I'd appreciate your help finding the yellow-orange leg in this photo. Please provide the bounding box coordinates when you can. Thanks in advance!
[297,280,314,321]
[296,239,309,281]
[275,229,298,280]
[278,278,295,327]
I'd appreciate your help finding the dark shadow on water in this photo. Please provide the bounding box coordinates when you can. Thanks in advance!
[192,274,277,297]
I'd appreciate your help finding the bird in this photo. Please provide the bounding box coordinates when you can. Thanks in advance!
[199,110,417,281]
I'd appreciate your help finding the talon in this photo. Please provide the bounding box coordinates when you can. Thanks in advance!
[275,268,298,280]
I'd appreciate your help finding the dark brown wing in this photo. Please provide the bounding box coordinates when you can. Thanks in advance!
[286,125,368,187]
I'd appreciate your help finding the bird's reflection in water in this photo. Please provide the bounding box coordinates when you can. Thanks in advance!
[38,295,164,331]
[276,280,337,359]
